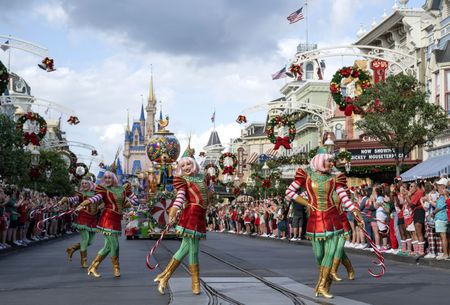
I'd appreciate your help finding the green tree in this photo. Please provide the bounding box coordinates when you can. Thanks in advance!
[354,73,449,176]
[19,150,74,196]
[0,114,28,183]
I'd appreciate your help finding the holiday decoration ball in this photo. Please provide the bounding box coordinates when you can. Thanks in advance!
[146,133,180,163]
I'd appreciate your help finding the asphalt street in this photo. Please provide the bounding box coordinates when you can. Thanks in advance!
[1,232,450,305]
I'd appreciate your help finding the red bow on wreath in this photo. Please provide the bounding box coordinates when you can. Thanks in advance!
[233,187,240,196]
[222,166,234,175]
[262,179,271,188]
[274,136,291,150]
[23,132,40,146]
[67,116,80,125]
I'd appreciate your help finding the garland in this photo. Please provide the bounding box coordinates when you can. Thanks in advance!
[330,66,371,116]
[58,150,77,174]
[219,152,238,175]
[0,60,9,96]
[16,112,47,146]
[74,162,89,180]
[308,146,319,160]
[266,115,296,150]
[337,164,414,175]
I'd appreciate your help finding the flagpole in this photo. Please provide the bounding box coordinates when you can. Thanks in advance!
[305,0,309,46]
[213,107,216,131]
[7,35,11,72]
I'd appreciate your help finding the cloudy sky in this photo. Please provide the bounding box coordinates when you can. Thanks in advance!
[0,0,424,172]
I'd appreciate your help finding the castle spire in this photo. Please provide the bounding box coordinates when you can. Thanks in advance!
[140,103,145,121]
[126,109,130,132]
[149,65,156,103]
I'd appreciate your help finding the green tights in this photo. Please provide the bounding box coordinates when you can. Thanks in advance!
[333,235,346,260]
[80,231,95,251]
[173,236,200,265]
[98,233,120,257]
[311,235,339,267]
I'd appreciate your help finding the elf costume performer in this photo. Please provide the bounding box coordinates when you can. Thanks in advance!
[285,147,364,299]
[155,152,210,295]
[61,178,99,268]
[80,171,138,278]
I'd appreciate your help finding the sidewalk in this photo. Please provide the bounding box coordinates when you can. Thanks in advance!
[218,231,450,270]
[0,232,77,257]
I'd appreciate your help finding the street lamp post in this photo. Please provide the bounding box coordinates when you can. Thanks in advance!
[30,148,40,190]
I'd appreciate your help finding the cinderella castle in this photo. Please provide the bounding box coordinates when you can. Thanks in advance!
[123,73,157,175]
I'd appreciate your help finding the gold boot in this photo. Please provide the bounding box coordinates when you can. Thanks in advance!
[189,264,201,295]
[111,256,121,277]
[66,243,80,262]
[87,254,105,278]
[157,258,181,295]
[315,266,334,299]
[342,257,355,280]
[80,250,88,268]
[330,258,342,282]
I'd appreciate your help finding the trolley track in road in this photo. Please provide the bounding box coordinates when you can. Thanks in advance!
[200,248,335,305]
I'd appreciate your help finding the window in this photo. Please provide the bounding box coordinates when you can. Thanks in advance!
[435,72,441,105]
[306,62,314,79]
[446,70,450,114]
[134,133,139,145]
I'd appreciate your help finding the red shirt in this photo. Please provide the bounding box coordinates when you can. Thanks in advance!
[410,189,424,210]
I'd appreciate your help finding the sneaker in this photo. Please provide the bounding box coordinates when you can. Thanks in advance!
[436,254,447,260]
[380,246,390,253]
[344,241,351,247]
[290,237,297,241]
[280,236,286,240]
[424,253,436,259]
[355,243,366,249]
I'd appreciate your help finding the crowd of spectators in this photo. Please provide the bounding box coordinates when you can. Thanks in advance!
[0,183,71,250]
[208,177,450,260]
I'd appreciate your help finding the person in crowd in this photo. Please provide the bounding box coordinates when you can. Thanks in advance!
[431,178,449,260]
[406,181,426,256]
[290,197,305,241]
[422,183,442,258]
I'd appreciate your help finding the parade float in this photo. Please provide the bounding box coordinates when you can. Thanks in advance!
[125,115,180,240]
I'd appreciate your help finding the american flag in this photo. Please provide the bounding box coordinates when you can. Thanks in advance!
[287,7,304,24]
[272,67,287,80]
[211,111,215,123]
[1,40,10,52]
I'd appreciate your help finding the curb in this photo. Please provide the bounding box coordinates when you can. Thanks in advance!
[217,231,450,270]
[0,233,78,258]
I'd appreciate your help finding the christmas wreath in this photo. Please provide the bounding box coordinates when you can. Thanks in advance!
[219,152,238,175]
[204,164,220,183]
[336,150,352,163]
[266,115,296,150]
[330,66,371,116]
[74,162,89,180]
[0,60,9,96]
[16,112,47,146]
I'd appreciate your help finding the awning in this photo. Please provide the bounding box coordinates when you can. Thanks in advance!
[401,154,450,182]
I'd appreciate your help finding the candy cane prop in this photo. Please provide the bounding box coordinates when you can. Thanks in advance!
[145,224,172,270]
[37,209,75,232]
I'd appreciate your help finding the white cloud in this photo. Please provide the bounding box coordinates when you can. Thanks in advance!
[34,1,68,25]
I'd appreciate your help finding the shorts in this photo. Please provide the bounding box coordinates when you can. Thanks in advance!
[379,229,389,238]
[406,222,415,232]
[9,219,18,229]
[413,209,425,224]
[292,215,304,228]
[277,220,287,232]
[435,220,448,233]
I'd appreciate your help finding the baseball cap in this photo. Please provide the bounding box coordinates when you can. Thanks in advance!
[436,178,448,185]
